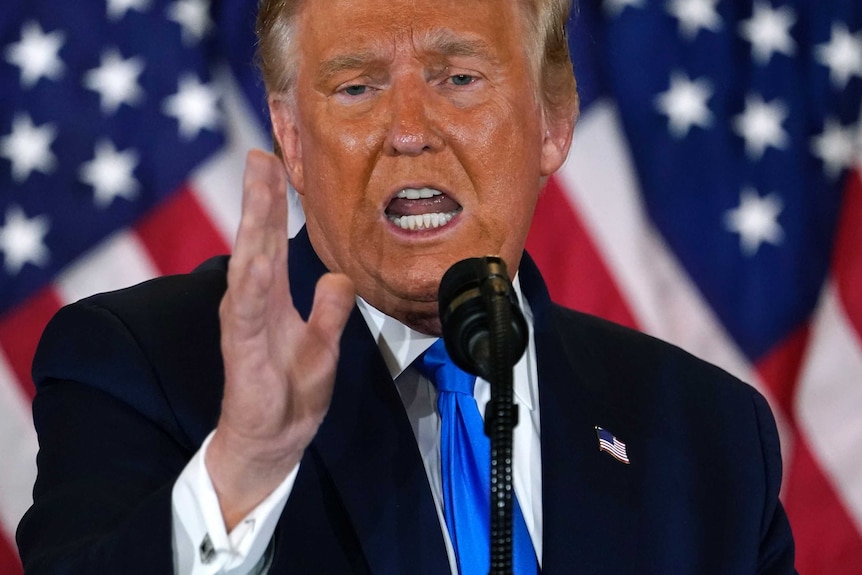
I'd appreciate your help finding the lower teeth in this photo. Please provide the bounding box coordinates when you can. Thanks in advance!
[389,211,457,230]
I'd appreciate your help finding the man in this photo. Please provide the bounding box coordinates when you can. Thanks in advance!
[17,0,797,573]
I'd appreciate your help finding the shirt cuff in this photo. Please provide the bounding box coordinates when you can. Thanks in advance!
[172,431,299,575]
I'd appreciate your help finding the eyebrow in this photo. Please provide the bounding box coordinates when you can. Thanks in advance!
[317,29,498,80]
[422,29,496,62]
[319,51,381,80]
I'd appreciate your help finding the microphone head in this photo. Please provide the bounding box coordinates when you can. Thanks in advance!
[438,256,528,379]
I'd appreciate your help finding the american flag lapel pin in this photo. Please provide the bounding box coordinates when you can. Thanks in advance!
[595,426,630,464]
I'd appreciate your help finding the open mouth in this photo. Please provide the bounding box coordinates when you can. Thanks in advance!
[385,188,462,230]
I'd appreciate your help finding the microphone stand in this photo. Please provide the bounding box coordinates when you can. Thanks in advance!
[483,282,518,575]
[481,272,518,575]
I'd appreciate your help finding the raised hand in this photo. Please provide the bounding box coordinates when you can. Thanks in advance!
[206,150,355,530]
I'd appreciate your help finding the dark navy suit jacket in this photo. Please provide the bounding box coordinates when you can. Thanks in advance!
[17,228,796,574]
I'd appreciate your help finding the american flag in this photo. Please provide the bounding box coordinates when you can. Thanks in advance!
[0,0,859,573]
[596,427,631,464]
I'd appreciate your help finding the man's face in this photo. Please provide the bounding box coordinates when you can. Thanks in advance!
[271,0,572,333]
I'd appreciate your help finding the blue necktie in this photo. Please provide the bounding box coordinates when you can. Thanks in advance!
[418,339,537,575]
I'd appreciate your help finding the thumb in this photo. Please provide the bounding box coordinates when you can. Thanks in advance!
[307,273,355,349]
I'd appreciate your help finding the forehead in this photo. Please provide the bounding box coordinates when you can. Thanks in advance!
[295,0,527,64]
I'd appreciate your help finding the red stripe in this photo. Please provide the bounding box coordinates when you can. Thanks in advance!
[134,185,231,276]
[832,168,862,344]
[0,531,23,575]
[782,436,862,575]
[0,287,64,401]
[526,176,639,330]
[754,325,809,425]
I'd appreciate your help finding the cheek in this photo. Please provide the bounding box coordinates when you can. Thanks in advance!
[299,98,373,172]
[464,103,542,246]
[309,122,384,201]
[452,94,543,168]
[450,100,514,152]
[333,125,374,156]
[300,133,366,211]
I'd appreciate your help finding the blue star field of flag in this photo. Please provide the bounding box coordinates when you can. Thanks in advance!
[0,0,266,316]
[568,0,861,361]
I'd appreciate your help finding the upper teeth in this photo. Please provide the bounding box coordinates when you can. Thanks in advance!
[396,188,442,199]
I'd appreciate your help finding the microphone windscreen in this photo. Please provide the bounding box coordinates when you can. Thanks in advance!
[439,257,486,311]
[438,257,527,379]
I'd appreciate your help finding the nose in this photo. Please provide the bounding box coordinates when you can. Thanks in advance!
[383,80,445,156]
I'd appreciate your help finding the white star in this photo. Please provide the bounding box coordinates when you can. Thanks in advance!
[3,21,65,89]
[0,114,58,182]
[738,2,796,65]
[106,0,153,21]
[166,0,213,45]
[604,0,646,18]
[162,74,220,140]
[655,72,714,138]
[811,118,858,180]
[732,94,789,160]
[0,205,51,275]
[83,48,145,115]
[815,23,862,90]
[665,0,723,40]
[79,140,140,208]
[723,188,784,257]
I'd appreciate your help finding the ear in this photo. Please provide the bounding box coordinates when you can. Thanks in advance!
[268,96,305,194]
[539,106,576,177]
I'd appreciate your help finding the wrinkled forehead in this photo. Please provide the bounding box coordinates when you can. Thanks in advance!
[295,0,524,26]
[293,0,529,64]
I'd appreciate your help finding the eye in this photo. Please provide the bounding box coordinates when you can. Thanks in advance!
[342,84,368,96]
[449,74,475,86]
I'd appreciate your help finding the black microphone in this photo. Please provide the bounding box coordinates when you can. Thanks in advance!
[438,256,528,381]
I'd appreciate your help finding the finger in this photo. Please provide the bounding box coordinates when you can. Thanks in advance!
[307,273,356,353]
[224,151,289,328]
[232,152,289,281]
[222,253,275,327]
[250,150,288,264]
[230,160,273,296]
[235,150,287,266]
[258,154,290,300]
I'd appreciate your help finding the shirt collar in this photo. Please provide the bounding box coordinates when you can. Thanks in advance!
[355,275,535,411]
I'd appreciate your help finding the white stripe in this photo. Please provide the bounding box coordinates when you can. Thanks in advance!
[0,352,38,540]
[599,442,630,462]
[796,280,862,533]
[54,231,158,304]
[599,440,628,456]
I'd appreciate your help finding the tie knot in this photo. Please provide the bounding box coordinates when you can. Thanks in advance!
[417,339,476,396]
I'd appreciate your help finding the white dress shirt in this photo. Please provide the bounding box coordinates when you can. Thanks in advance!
[171,278,543,574]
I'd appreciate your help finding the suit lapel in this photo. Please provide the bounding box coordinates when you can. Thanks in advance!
[285,230,450,575]
[520,255,641,575]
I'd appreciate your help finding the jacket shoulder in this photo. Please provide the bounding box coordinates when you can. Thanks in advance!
[32,256,230,447]
[548,303,754,400]
[544,303,778,459]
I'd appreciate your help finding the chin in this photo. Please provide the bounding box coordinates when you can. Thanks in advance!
[380,283,442,335]
[386,265,444,299]
[402,311,443,337]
